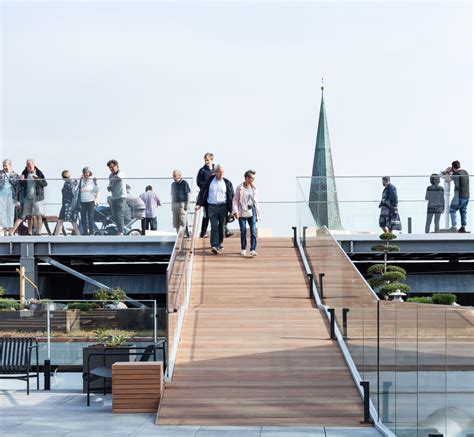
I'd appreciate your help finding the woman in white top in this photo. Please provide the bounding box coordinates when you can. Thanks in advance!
[78,167,99,235]
[232,170,261,257]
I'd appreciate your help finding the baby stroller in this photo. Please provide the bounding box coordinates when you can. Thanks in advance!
[93,205,142,236]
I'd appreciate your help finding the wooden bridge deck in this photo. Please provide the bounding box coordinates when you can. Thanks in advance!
[157,237,369,426]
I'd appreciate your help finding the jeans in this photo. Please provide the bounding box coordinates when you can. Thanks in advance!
[111,197,126,234]
[450,195,469,227]
[208,204,227,248]
[143,217,157,233]
[425,211,441,233]
[238,207,257,251]
[80,201,95,235]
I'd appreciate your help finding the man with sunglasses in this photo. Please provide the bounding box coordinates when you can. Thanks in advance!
[106,159,127,236]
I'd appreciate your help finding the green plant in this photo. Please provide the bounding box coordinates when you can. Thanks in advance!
[432,293,457,305]
[110,287,126,302]
[67,302,100,311]
[106,335,127,346]
[0,286,6,297]
[0,298,20,310]
[368,232,411,299]
[94,328,109,345]
[407,297,432,304]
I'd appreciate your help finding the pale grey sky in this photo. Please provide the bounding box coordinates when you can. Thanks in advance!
[1,0,472,205]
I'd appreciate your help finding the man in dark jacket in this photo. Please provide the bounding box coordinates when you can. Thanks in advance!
[196,152,234,238]
[198,165,234,254]
[449,160,470,233]
[12,159,47,235]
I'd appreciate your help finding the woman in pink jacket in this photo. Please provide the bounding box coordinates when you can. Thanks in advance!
[232,170,260,257]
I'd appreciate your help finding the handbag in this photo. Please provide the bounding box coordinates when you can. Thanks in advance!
[390,212,402,231]
[241,208,253,218]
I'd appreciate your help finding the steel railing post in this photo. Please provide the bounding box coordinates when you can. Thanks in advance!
[328,308,335,339]
[342,308,349,338]
[359,381,372,423]
[318,273,325,300]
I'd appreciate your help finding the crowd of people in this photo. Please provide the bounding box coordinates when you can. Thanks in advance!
[0,154,261,257]
[378,160,470,234]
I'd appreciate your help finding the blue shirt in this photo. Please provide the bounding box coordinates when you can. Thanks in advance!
[207,178,227,205]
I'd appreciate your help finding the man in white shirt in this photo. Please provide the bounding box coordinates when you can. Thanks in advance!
[198,165,234,254]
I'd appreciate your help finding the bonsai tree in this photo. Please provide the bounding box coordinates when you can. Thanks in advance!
[368,232,410,299]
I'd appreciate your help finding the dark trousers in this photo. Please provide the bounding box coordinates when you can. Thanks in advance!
[111,198,126,234]
[425,211,441,233]
[81,201,95,235]
[200,216,210,237]
[142,217,157,234]
[208,204,227,248]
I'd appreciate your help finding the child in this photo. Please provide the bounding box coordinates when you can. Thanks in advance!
[425,173,444,233]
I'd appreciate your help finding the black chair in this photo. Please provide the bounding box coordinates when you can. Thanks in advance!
[85,340,166,406]
[0,337,39,395]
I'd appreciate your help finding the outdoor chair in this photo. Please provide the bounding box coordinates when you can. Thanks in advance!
[85,340,166,406]
[0,337,39,395]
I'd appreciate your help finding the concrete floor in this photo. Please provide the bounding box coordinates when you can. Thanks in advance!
[0,373,382,436]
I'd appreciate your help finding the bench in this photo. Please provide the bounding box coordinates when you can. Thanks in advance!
[0,337,39,394]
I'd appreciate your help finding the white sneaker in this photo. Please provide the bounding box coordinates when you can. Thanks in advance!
[211,247,219,254]
[240,250,246,256]
[250,250,257,257]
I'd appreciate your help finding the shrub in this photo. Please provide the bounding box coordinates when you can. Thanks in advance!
[0,298,20,310]
[67,302,100,311]
[432,293,457,305]
[0,286,6,297]
[407,297,432,304]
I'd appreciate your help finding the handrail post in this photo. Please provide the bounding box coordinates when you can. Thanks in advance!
[359,381,372,423]
[302,226,307,248]
[291,226,297,247]
[342,308,349,338]
[328,308,335,339]
[408,217,412,234]
[318,273,325,300]
[307,273,313,298]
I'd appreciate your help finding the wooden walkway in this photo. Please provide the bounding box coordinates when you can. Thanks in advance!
[157,237,368,426]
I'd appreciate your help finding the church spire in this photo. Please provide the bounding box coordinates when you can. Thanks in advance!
[309,84,343,230]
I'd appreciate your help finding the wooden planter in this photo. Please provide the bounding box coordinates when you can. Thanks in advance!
[0,309,80,333]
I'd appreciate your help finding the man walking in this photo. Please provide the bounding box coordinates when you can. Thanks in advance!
[140,185,161,233]
[199,165,234,254]
[106,159,127,236]
[196,152,233,238]
[449,160,470,233]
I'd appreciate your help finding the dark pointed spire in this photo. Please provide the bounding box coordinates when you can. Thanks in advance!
[309,84,343,230]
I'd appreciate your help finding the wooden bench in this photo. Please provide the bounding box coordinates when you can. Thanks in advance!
[112,361,163,413]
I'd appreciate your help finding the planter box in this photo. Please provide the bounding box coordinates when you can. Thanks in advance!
[0,310,79,333]
[112,361,163,413]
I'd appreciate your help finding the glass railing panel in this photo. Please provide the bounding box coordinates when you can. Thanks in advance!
[416,304,447,436]
[30,176,194,235]
[0,299,162,367]
[378,300,397,428]
[297,175,474,234]
[392,301,420,434]
[446,306,474,437]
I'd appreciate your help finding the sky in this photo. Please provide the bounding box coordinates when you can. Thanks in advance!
[0,0,472,205]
